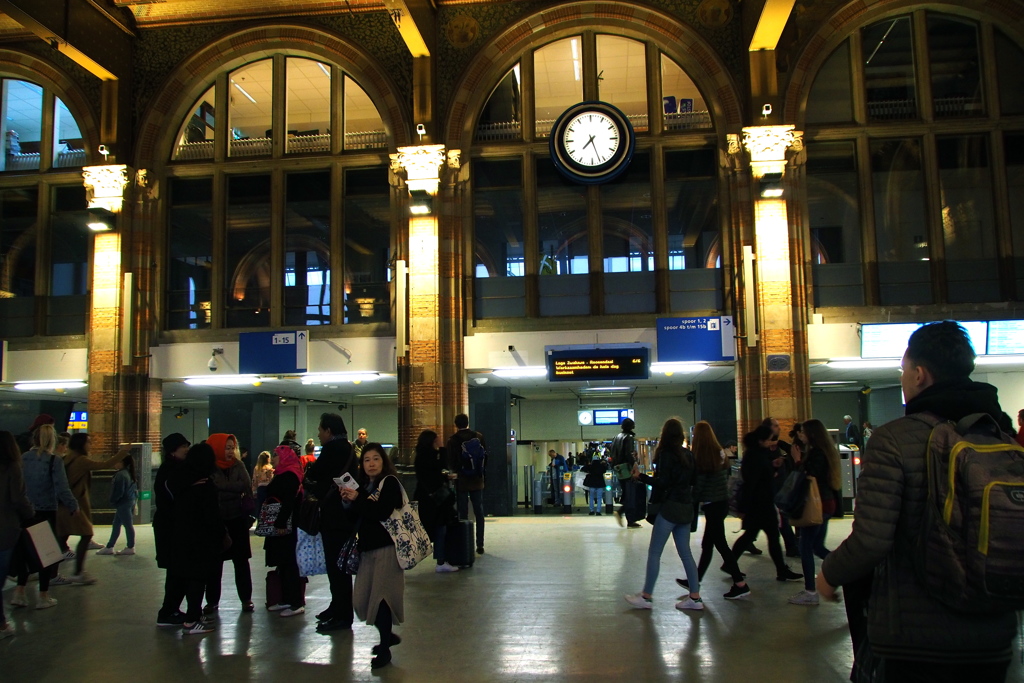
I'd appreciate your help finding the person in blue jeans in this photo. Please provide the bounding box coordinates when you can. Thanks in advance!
[581,454,607,515]
[787,419,841,606]
[98,454,139,556]
[624,418,703,612]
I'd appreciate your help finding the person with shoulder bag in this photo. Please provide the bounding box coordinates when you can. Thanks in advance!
[11,424,78,609]
[611,418,643,528]
[340,443,406,670]
[0,431,34,638]
[262,445,306,618]
[413,430,458,573]
[203,433,255,615]
[624,418,704,611]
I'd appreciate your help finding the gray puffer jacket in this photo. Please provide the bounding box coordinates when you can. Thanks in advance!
[821,379,1017,663]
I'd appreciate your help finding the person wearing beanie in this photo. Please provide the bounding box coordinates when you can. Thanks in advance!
[16,414,55,454]
[155,433,191,627]
[203,433,255,616]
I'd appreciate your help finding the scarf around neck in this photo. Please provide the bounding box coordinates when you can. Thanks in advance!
[207,433,237,470]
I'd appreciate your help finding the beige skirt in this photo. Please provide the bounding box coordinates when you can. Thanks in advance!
[353,545,405,625]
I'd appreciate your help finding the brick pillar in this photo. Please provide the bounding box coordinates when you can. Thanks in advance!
[87,231,124,456]
[729,126,810,440]
[390,146,466,460]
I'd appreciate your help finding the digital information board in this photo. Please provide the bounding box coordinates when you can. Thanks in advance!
[656,316,735,362]
[593,408,635,426]
[547,348,650,382]
[988,320,1024,355]
[68,411,88,430]
[861,321,989,358]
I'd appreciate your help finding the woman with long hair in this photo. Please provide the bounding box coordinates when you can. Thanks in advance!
[624,418,704,611]
[730,424,803,583]
[204,433,255,615]
[413,430,458,573]
[340,443,405,668]
[0,431,34,638]
[686,421,749,599]
[251,450,275,508]
[788,418,843,606]
[97,454,139,555]
[56,433,127,583]
[11,424,78,609]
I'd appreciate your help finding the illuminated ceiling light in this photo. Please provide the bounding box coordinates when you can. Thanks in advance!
[826,359,902,369]
[87,221,112,232]
[14,381,87,391]
[231,80,257,104]
[651,362,709,373]
[184,375,265,386]
[317,62,331,78]
[975,356,1024,366]
[301,373,380,384]
[578,386,632,393]
[492,367,548,378]
[812,381,859,385]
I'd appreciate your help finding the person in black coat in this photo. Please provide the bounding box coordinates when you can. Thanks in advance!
[263,445,305,617]
[154,433,191,627]
[581,454,608,515]
[173,443,224,634]
[413,430,458,572]
[730,424,802,582]
[304,412,359,633]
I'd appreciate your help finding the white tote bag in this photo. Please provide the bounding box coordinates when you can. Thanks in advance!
[26,521,64,568]
[378,476,432,570]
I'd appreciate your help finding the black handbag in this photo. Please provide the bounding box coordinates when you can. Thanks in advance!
[337,535,360,575]
[297,494,321,534]
[429,483,453,506]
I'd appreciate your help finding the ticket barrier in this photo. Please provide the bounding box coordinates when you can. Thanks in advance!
[534,473,548,514]
[561,472,574,514]
[838,445,861,513]
[604,472,615,513]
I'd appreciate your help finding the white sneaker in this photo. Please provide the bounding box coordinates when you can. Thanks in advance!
[624,593,653,609]
[61,550,75,562]
[267,603,290,612]
[36,595,58,610]
[96,547,115,555]
[435,562,459,573]
[279,606,305,618]
[115,548,135,556]
[87,540,104,550]
[69,573,97,585]
[788,590,820,606]
[50,574,72,586]
[676,596,704,611]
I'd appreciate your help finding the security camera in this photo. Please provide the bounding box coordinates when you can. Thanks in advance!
[280,398,288,405]
[508,345,516,352]
[208,356,218,371]
[416,123,426,136]
[761,103,772,118]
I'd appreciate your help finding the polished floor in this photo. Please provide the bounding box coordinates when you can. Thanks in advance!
[2,514,1022,682]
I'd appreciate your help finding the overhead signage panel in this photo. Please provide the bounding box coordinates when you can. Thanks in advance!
[988,320,1024,355]
[239,330,309,374]
[593,408,634,426]
[547,347,650,382]
[656,317,735,362]
[861,321,988,358]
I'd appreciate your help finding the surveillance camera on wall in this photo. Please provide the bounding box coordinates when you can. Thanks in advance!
[208,356,218,371]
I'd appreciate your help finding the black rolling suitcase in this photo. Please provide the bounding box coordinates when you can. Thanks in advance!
[445,520,475,568]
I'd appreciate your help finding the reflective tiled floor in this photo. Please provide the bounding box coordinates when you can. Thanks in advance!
[3,515,1022,682]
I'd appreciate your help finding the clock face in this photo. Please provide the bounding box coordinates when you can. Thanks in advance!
[550,101,635,184]
[563,112,620,167]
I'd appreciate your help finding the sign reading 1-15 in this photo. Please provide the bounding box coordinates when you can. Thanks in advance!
[240,330,309,374]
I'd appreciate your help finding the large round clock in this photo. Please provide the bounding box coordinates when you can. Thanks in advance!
[550,101,636,184]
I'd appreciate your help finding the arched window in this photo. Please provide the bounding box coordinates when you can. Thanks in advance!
[1,78,85,172]
[164,53,392,331]
[803,11,1024,306]
[471,33,720,320]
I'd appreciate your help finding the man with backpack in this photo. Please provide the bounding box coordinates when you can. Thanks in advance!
[610,418,643,528]
[447,414,487,555]
[818,321,1019,682]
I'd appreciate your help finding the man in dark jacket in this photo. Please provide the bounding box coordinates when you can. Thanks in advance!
[447,414,486,554]
[611,418,643,528]
[305,412,358,633]
[154,432,190,627]
[818,321,1016,682]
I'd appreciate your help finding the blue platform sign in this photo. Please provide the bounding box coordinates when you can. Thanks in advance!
[239,330,308,374]
[656,317,735,362]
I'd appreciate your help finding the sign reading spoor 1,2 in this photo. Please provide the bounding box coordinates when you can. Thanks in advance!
[547,348,650,382]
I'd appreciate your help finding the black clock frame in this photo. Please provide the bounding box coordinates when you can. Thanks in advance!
[549,101,636,185]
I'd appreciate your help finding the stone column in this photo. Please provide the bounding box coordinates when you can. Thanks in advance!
[730,126,809,437]
[390,145,466,457]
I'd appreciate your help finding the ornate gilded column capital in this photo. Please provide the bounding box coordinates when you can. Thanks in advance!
[740,125,803,178]
[390,144,447,194]
[82,164,132,213]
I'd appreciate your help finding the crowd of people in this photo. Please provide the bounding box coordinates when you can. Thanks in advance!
[2,322,1022,679]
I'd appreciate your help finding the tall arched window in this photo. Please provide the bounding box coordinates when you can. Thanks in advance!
[1,77,85,172]
[165,53,392,331]
[802,11,1024,306]
[471,33,720,320]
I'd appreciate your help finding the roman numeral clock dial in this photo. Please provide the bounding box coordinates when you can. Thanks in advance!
[550,102,635,185]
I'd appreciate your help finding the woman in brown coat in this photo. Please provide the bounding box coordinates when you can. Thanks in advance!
[57,433,127,584]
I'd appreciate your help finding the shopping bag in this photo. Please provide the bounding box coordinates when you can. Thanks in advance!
[378,476,432,570]
[255,499,292,537]
[25,521,63,571]
[791,476,824,527]
[295,528,327,577]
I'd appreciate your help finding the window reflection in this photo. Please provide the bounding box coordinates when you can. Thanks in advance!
[48,186,89,335]
[665,149,719,270]
[344,167,390,323]
[228,60,273,158]
[806,141,864,306]
[168,178,213,330]
[344,75,387,150]
[174,85,216,162]
[53,98,84,168]
[928,16,983,118]
[225,174,272,327]
[601,153,652,272]
[535,37,583,138]
[285,171,331,325]
[1,79,42,171]
[476,65,521,142]
[537,157,588,274]
[806,41,853,124]
[286,59,331,154]
[1006,133,1024,299]
[474,159,524,277]
[0,187,37,337]
[661,55,712,131]
[597,36,647,132]
[863,17,917,121]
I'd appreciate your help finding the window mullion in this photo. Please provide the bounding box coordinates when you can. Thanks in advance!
[979,21,1000,121]
[332,66,343,155]
[272,54,286,159]
[582,32,598,102]
[39,90,55,173]
[849,36,868,125]
[913,10,934,123]
[855,134,879,306]
[214,73,229,163]
[921,132,946,303]
[646,45,663,137]
[270,167,285,327]
[523,150,539,317]
[521,57,535,144]
[210,170,226,328]
[331,163,344,325]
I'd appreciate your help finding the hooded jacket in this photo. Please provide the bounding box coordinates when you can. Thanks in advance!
[820,379,1017,663]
